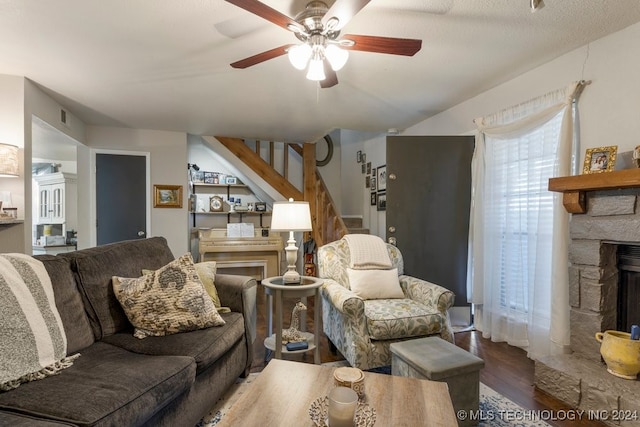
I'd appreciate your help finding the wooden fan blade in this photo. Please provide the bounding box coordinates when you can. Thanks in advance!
[322,0,372,31]
[342,34,422,56]
[225,0,302,32]
[320,63,339,88]
[230,44,294,69]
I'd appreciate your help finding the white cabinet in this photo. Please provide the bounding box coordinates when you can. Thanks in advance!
[34,172,77,227]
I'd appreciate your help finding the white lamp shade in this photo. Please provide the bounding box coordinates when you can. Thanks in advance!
[0,143,19,177]
[325,44,349,71]
[270,199,312,232]
[288,44,312,70]
[306,58,326,81]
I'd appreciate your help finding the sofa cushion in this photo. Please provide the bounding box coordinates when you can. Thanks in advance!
[347,267,404,300]
[113,253,225,339]
[0,411,76,426]
[60,237,175,339]
[0,342,195,427]
[35,255,95,354]
[364,299,445,340]
[102,311,245,374]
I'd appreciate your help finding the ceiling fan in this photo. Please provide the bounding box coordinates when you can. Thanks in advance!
[225,0,422,88]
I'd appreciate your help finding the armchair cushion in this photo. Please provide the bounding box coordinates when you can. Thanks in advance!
[364,299,445,340]
[347,268,404,300]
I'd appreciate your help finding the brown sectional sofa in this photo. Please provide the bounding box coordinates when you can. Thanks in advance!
[0,237,257,426]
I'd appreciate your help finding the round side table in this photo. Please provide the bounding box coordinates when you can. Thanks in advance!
[261,276,323,364]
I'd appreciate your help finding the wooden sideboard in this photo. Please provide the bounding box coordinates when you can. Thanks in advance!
[197,228,283,280]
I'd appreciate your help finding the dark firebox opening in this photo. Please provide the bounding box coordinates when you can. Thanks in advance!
[617,245,640,332]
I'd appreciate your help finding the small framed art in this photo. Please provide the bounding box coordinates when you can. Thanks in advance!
[377,192,386,211]
[154,185,182,208]
[583,146,617,174]
[370,192,377,206]
[377,165,387,192]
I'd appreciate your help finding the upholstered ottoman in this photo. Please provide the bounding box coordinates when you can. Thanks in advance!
[390,337,484,427]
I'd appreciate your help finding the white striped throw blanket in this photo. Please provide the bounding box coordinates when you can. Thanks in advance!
[0,253,79,391]
[343,234,392,269]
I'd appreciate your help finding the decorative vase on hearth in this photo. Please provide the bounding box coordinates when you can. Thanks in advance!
[595,330,640,380]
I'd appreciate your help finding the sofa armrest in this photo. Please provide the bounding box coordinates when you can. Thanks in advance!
[321,279,365,318]
[214,273,257,346]
[399,275,455,314]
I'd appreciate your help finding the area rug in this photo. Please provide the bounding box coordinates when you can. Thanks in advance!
[196,364,550,427]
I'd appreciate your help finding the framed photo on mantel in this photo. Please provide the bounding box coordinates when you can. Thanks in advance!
[583,146,617,174]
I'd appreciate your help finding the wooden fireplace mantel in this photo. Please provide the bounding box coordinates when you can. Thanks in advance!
[549,168,640,213]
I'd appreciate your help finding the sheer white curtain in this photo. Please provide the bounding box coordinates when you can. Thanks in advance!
[467,81,585,360]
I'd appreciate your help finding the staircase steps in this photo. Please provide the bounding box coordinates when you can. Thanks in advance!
[342,217,369,235]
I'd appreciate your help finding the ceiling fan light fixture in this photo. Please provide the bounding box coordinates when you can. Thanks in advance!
[288,43,313,70]
[325,44,348,71]
[306,57,326,81]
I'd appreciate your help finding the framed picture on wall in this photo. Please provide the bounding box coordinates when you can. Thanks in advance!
[371,177,376,191]
[371,192,377,206]
[365,175,370,188]
[377,192,386,211]
[154,185,183,208]
[377,165,387,192]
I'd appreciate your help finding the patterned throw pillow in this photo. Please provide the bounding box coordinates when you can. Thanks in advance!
[142,260,230,313]
[113,253,225,339]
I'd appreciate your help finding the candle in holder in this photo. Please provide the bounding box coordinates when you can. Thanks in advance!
[328,386,358,427]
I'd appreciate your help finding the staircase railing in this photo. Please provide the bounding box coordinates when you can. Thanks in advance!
[215,136,348,246]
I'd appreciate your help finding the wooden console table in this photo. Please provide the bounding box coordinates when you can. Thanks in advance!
[549,168,640,214]
[197,228,283,280]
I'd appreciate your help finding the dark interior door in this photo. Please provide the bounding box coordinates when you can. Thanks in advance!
[96,153,147,245]
[386,136,474,306]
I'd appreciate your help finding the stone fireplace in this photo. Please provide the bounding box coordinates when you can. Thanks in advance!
[535,176,640,426]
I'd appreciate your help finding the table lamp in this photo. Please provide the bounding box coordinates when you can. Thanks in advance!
[270,198,312,284]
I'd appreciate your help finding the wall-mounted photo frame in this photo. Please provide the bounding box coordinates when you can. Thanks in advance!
[361,163,366,174]
[357,150,363,163]
[370,192,377,206]
[371,177,377,191]
[365,175,370,188]
[377,165,387,192]
[362,153,366,164]
[377,191,386,211]
[225,176,238,184]
[154,185,183,208]
[583,146,617,174]
[366,162,371,174]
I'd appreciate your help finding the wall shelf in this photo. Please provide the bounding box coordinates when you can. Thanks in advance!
[548,169,640,213]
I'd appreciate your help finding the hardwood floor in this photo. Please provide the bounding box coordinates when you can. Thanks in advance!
[250,286,606,427]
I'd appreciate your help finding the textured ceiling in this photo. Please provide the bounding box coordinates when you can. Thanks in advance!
[2,0,640,143]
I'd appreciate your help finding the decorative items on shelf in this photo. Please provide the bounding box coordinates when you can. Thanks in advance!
[255,202,267,212]
[192,170,240,185]
[209,196,224,212]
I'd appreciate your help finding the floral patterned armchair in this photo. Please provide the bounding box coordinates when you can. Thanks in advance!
[318,237,455,370]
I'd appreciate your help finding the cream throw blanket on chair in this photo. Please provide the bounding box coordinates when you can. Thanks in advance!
[343,234,392,270]
[0,253,79,391]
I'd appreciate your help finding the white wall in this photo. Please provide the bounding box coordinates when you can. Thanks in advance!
[404,21,640,166]
[0,75,25,253]
[84,126,188,256]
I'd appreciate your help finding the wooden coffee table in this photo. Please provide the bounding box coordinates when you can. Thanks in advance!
[218,359,457,426]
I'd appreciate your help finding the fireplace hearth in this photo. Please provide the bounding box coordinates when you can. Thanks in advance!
[534,186,640,427]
